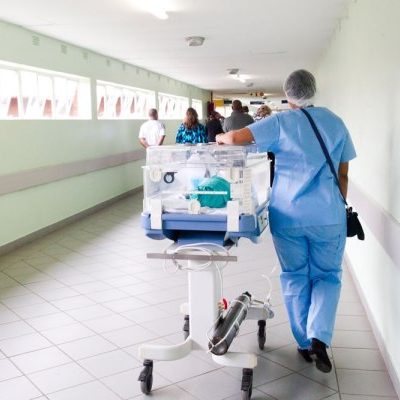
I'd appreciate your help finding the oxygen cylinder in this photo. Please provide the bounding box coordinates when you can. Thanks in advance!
[208,292,252,355]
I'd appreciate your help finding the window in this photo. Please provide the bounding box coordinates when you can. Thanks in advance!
[96,81,155,119]
[158,92,189,120]
[191,99,203,119]
[0,69,19,118]
[0,61,91,120]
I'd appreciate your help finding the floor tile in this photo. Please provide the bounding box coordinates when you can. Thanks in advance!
[261,343,313,372]
[0,358,22,381]
[0,320,34,341]
[47,380,120,400]
[336,369,397,397]
[222,388,276,400]
[341,395,398,400]
[0,332,52,357]
[51,295,96,311]
[332,330,378,349]
[299,364,339,391]
[78,349,140,378]
[10,346,72,374]
[156,354,218,382]
[121,305,171,324]
[58,335,116,360]
[13,302,60,319]
[335,315,372,331]
[102,296,149,313]
[1,293,45,309]
[65,304,113,321]
[102,367,171,399]
[27,362,93,394]
[131,384,199,399]
[26,312,76,331]
[41,322,95,344]
[224,356,292,387]
[332,347,386,370]
[0,376,42,400]
[258,373,336,400]
[102,325,158,348]
[0,306,20,324]
[83,314,134,333]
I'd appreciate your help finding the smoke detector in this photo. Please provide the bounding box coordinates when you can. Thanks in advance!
[185,36,205,47]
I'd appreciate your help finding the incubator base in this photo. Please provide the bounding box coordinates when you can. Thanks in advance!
[137,244,274,399]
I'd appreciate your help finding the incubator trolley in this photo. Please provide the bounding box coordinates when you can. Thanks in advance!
[138,144,274,400]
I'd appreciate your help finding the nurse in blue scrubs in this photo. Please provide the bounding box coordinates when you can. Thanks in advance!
[216,70,356,373]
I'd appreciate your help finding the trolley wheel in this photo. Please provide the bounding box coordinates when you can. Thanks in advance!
[183,314,190,339]
[241,368,253,400]
[138,359,153,395]
[257,320,266,350]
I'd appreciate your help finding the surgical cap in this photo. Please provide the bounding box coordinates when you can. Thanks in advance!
[283,69,316,107]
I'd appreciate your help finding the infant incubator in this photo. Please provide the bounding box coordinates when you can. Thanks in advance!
[139,144,274,400]
[141,143,270,244]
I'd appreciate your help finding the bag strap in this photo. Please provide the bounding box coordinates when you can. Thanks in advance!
[300,108,348,206]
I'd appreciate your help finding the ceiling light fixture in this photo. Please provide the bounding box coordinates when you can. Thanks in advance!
[229,74,247,83]
[185,36,205,47]
[227,69,248,83]
[145,0,169,20]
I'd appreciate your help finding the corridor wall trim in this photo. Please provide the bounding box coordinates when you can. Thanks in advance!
[349,180,400,269]
[0,150,145,196]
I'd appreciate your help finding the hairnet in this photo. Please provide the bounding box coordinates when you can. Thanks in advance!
[283,69,316,107]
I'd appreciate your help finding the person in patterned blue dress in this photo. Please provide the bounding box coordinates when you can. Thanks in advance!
[176,107,207,144]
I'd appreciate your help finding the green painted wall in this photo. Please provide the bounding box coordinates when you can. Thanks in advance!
[315,0,400,390]
[0,20,210,246]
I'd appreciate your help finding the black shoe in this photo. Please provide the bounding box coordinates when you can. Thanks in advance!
[297,347,313,363]
[311,338,332,373]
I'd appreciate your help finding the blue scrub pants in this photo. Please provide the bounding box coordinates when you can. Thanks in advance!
[272,224,346,349]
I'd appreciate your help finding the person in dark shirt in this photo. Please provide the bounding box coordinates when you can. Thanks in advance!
[222,99,254,132]
[205,111,223,142]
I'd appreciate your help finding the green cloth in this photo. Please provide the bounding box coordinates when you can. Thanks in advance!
[191,175,231,208]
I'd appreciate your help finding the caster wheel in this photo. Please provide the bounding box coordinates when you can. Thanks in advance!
[257,320,266,350]
[140,374,153,395]
[183,314,190,339]
[241,368,253,400]
[138,360,153,395]
[241,388,252,400]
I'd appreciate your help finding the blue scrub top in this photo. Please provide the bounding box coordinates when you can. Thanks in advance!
[248,107,356,231]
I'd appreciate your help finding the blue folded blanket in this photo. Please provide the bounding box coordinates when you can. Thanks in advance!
[190,175,231,208]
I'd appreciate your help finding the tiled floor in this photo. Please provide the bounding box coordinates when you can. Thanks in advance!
[0,192,398,400]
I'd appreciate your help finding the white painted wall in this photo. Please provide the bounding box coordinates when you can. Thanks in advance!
[315,0,400,393]
[0,21,210,247]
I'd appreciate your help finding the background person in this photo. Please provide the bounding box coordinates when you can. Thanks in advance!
[216,69,356,373]
[254,104,272,121]
[254,104,275,186]
[206,111,223,142]
[138,108,165,148]
[222,99,254,132]
[176,107,207,144]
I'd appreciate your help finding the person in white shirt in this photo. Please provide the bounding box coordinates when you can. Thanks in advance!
[138,109,166,148]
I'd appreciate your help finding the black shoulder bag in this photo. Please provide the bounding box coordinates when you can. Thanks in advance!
[301,108,365,240]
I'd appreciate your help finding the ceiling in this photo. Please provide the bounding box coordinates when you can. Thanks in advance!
[0,0,349,98]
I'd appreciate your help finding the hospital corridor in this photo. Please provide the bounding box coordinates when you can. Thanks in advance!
[0,1,399,399]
